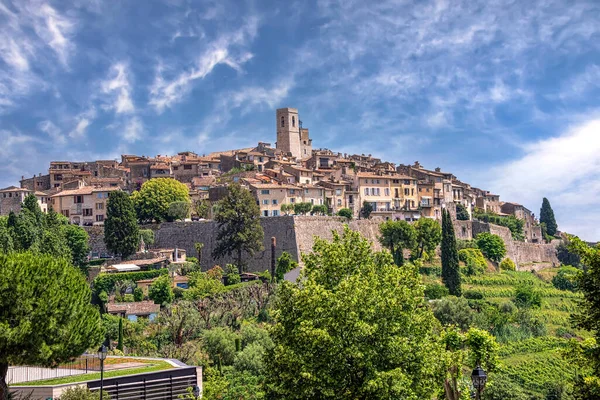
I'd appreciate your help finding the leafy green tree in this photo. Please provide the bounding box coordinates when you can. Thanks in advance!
[475,233,506,263]
[0,252,102,399]
[280,203,290,215]
[183,269,225,301]
[552,265,579,291]
[203,327,240,366]
[432,296,474,331]
[336,208,352,220]
[104,190,139,258]
[311,204,328,215]
[293,202,312,215]
[499,258,516,271]
[514,284,542,308]
[412,217,442,260]
[540,197,558,236]
[132,178,190,222]
[62,224,90,268]
[193,199,210,219]
[0,221,12,254]
[149,275,174,305]
[455,203,470,221]
[458,248,487,276]
[275,251,297,282]
[117,317,124,351]
[212,183,264,274]
[379,219,417,266]
[22,194,45,227]
[442,209,461,296]
[166,201,191,222]
[265,227,445,399]
[361,200,373,219]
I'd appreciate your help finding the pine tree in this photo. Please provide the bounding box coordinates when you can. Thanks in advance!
[540,197,558,236]
[117,317,124,351]
[104,191,139,258]
[441,208,461,296]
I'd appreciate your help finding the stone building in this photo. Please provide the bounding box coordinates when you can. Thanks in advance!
[50,186,120,226]
[276,107,312,160]
[0,187,49,215]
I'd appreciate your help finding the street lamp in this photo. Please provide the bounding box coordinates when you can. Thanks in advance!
[471,365,487,400]
[98,345,108,400]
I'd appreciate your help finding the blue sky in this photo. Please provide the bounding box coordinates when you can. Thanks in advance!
[1,0,599,239]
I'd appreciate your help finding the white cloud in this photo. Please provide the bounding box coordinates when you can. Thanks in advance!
[488,118,600,240]
[123,117,143,143]
[102,63,135,114]
[38,120,65,144]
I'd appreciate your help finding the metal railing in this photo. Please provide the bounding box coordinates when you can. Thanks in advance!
[7,356,100,384]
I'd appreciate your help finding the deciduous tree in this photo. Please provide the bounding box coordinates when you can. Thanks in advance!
[412,217,442,260]
[475,233,506,263]
[265,227,445,399]
[379,219,417,266]
[442,209,461,296]
[149,274,174,305]
[132,178,190,222]
[275,251,297,282]
[104,190,139,258]
[336,208,352,220]
[0,252,102,399]
[455,203,470,221]
[212,183,264,274]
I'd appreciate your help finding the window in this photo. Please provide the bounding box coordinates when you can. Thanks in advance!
[305,189,309,194]
[364,188,369,196]
[404,180,410,185]
[290,198,295,203]
[96,203,104,210]
[184,165,192,170]
[376,188,381,196]
[261,189,270,195]
[292,116,295,127]
[272,210,279,216]
[173,166,178,170]
[74,195,83,204]
[281,116,285,127]
[83,209,93,216]
[263,210,269,217]
[262,199,269,205]
[336,189,342,196]
[404,188,409,196]
[94,171,98,177]
[272,199,278,205]
[310,199,314,205]
[371,179,375,184]
[63,210,69,217]
[337,199,342,206]
[96,215,104,222]
[384,188,390,196]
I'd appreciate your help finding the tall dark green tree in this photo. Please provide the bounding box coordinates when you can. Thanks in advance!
[540,197,558,236]
[455,203,470,221]
[441,208,461,296]
[117,317,124,351]
[379,220,417,266]
[0,252,102,399]
[104,190,139,258]
[212,183,264,274]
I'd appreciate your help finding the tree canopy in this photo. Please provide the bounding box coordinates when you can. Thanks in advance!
[132,178,190,222]
[104,190,139,258]
[412,217,442,260]
[336,208,353,220]
[0,252,102,398]
[455,203,470,221]
[361,201,373,219]
[475,233,506,263]
[265,227,445,399]
[379,219,416,266]
[540,197,558,236]
[212,183,264,274]
[441,208,461,296]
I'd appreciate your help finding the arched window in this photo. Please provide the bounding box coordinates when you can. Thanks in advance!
[280,116,285,127]
[292,116,295,127]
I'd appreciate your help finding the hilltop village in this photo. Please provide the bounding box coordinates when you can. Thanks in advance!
[0,107,543,244]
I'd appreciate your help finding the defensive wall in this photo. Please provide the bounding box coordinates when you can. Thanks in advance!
[86,216,558,272]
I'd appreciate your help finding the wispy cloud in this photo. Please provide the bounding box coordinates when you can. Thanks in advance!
[69,108,96,139]
[123,117,143,143]
[38,120,65,144]
[102,63,135,114]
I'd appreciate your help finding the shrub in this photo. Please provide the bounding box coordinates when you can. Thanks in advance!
[458,248,487,275]
[202,327,240,366]
[59,386,110,400]
[456,239,477,250]
[431,296,474,331]
[93,269,168,295]
[499,258,516,271]
[463,289,484,300]
[133,287,143,301]
[337,208,353,220]
[419,265,441,276]
[514,284,542,308]
[476,233,507,263]
[552,266,579,291]
[122,294,135,302]
[424,283,449,300]
[148,275,174,305]
[483,373,529,400]
[166,201,191,222]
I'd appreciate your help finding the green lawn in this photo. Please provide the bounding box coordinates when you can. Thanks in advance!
[15,361,174,386]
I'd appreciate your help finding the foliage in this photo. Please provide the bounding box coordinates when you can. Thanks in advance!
[132,178,190,223]
[473,211,525,241]
[203,327,240,366]
[459,248,487,276]
[133,287,144,301]
[442,208,461,296]
[0,252,102,398]
[456,239,477,250]
[293,202,312,215]
[514,284,543,308]
[379,219,416,266]
[185,270,225,300]
[432,296,474,331]
[93,269,168,295]
[499,258,516,271]
[62,224,90,270]
[424,282,449,300]
[274,251,297,282]
[212,183,264,274]
[552,266,578,291]
[224,264,241,285]
[482,373,529,400]
[193,199,210,219]
[280,203,291,215]
[412,217,442,260]
[361,200,373,219]
[166,201,191,222]
[336,208,352,220]
[59,386,110,400]
[149,274,174,305]
[540,198,558,237]
[475,233,506,263]
[455,203,470,221]
[265,227,445,399]
[311,204,328,215]
[104,190,139,258]
[117,317,124,351]
[139,229,155,246]
[556,237,581,268]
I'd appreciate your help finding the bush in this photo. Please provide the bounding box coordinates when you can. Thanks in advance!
[458,248,487,275]
[93,269,168,295]
[499,258,516,271]
[202,327,240,366]
[419,266,441,276]
[552,266,578,291]
[456,239,477,250]
[514,284,542,308]
[483,373,529,400]
[431,296,474,331]
[166,201,191,222]
[476,233,507,263]
[122,294,135,302]
[133,287,143,301]
[337,208,353,220]
[424,283,449,300]
[463,289,484,300]
[59,386,110,400]
[148,275,174,305]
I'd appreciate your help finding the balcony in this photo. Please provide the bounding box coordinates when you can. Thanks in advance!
[420,201,432,207]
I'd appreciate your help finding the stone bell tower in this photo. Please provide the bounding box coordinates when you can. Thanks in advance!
[276,108,301,159]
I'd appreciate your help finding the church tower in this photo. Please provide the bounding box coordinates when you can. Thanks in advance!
[276,108,302,159]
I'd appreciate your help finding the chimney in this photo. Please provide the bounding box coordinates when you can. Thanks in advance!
[435,167,441,172]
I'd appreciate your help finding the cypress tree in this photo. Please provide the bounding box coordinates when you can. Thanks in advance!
[441,208,461,296]
[104,191,139,259]
[540,198,558,236]
[117,317,124,351]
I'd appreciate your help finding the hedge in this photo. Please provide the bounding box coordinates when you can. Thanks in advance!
[93,269,169,294]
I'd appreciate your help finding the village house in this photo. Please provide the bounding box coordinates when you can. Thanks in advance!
[106,301,160,322]
[50,186,120,226]
[0,186,49,215]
